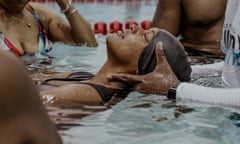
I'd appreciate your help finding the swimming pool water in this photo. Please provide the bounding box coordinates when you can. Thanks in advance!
[60,93,240,144]
[30,2,240,144]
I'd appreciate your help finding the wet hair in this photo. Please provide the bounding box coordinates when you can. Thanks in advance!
[138,29,192,82]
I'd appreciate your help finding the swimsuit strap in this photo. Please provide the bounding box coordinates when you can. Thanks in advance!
[25,4,52,54]
[0,33,21,56]
[40,71,131,102]
[81,82,131,102]
[42,72,95,84]
[0,4,52,56]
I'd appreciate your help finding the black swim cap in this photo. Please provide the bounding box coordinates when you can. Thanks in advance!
[138,29,192,82]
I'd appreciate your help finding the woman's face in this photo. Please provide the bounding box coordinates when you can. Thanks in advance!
[106,25,159,69]
[0,0,30,13]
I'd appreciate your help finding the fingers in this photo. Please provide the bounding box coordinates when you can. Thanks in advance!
[155,41,169,66]
[155,42,165,62]
[154,41,175,73]
[107,73,142,84]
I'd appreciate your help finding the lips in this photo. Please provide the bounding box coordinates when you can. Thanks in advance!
[116,31,124,39]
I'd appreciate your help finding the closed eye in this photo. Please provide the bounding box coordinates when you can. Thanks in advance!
[144,31,155,43]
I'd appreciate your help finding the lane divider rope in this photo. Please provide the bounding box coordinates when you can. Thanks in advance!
[30,0,157,4]
[93,20,152,35]
[30,0,153,34]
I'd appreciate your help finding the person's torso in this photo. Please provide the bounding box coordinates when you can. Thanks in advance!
[221,0,240,88]
[0,4,52,56]
[181,0,227,55]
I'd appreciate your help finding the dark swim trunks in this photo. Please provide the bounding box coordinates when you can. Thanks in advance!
[42,72,130,102]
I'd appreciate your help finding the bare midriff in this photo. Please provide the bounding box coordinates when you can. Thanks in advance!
[181,39,222,55]
[181,0,226,55]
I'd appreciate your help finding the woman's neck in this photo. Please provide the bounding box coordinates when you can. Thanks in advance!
[89,61,136,89]
[0,3,25,16]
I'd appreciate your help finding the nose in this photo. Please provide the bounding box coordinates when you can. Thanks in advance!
[129,24,143,34]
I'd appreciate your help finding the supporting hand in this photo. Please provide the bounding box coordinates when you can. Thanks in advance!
[108,42,180,95]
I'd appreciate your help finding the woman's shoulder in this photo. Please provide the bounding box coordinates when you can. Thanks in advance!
[28,2,62,30]
[28,2,58,18]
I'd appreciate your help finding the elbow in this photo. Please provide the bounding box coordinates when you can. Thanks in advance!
[74,35,98,47]
[87,42,98,47]
[86,38,98,47]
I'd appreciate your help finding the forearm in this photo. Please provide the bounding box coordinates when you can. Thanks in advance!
[175,83,240,108]
[65,6,97,47]
[57,0,97,47]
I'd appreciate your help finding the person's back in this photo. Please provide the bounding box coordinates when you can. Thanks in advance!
[152,0,227,55]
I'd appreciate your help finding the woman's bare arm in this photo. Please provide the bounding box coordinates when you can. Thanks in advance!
[30,2,97,47]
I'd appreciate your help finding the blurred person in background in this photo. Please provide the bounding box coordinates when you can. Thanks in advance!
[0,0,97,57]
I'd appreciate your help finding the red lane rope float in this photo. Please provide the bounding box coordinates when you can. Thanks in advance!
[30,0,156,4]
[93,20,152,35]
[141,20,152,30]
[109,21,123,33]
[94,21,107,35]
[125,20,138,30]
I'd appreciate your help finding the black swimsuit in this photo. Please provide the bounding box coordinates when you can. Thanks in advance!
[42,72,131,102]
[81,82,130,102]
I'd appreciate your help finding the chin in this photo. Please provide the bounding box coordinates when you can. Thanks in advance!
[106,34,119,44]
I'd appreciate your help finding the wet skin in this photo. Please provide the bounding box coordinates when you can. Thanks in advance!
[40,25,160,105]
[152,0,227,55]
[0,0,97,55]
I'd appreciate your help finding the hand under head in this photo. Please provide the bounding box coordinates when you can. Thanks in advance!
[138,29,192,82]
[108,29,191,95]
[108,41,180,95]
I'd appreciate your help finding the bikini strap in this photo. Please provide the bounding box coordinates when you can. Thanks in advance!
[0,33,21,56]
[25,4,52,54]
[41,72,95,85]
[25,4,45,33]
[81,82,131,102]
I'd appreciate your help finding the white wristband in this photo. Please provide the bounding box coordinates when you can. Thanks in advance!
[66,8,78,17]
